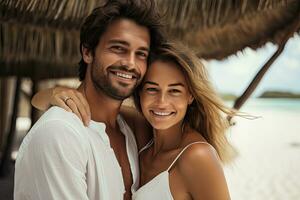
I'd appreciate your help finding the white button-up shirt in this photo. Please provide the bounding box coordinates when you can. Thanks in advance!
[14,106,139,200]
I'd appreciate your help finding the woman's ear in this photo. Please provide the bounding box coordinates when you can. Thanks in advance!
[188,95,194,105]
[82,46,93,64]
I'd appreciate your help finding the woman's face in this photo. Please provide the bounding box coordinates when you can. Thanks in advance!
[139,60,193,130]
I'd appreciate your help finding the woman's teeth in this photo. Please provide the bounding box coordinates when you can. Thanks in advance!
[152,111,172,116]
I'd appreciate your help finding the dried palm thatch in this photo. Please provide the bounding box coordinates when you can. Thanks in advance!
[161,0,300,59]
[0,0,300,79]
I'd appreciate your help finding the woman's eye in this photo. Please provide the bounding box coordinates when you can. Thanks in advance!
[170,89,181,93]
[145,88,158,92]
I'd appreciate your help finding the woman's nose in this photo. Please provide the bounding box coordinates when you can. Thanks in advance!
[155,93,169,107]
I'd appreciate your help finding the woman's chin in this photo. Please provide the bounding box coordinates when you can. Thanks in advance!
[151,123,174,131]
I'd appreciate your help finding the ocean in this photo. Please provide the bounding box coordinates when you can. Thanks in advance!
[225,98,300,112]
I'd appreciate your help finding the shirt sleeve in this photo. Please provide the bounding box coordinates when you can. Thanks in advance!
[14,119,90,200]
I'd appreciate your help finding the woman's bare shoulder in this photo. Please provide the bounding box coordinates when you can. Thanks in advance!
[178,142,219,168]
[175,142,229,199]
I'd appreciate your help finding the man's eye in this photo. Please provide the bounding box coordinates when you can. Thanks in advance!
[111,46,125,52]
[137,51,148,59]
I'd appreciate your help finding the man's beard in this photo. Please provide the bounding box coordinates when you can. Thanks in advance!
[91,60,141,100]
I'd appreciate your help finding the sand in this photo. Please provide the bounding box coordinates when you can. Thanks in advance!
[224,109,300,200]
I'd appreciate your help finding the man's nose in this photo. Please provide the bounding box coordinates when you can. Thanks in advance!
[120,52,136,69]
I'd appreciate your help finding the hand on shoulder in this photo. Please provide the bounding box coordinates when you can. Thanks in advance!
[32,85,91,126]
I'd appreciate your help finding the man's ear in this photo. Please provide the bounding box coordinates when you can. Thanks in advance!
[82,46,93,64]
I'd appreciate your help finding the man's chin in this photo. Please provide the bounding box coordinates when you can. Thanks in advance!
[107,92,132,100]
[106,87,135,100]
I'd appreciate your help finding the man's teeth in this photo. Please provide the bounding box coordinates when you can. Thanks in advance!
[116,72,133,79]
[153,111,172,116]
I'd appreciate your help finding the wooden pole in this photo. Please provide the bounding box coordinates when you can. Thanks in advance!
[30,78,39,127]
[0,78,11,151]
[233,8,300,110]
[233,45,285,110]
[0,77,21,177]
[0,79,5,149]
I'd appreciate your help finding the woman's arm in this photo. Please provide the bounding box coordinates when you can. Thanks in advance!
[120,106,152,150]
[31,87,57,111]
[177,143,230,200]
[31,86,152,145]
[31,85,91,126]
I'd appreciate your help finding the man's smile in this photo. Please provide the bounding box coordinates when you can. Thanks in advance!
[109,69,139,84]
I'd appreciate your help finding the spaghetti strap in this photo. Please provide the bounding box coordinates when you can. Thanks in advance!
[167,142,210,171]
[139,139,154,154]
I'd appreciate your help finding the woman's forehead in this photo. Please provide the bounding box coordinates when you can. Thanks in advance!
[145,60,185,82]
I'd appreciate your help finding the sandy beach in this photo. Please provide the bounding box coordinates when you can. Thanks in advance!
[224,100,300,200]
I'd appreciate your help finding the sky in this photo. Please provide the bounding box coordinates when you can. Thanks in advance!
[205,34,300,97]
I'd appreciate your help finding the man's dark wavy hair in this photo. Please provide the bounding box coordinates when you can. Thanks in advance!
[78,0,165,81]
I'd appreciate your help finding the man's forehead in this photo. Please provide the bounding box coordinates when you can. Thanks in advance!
[100,18,150,49]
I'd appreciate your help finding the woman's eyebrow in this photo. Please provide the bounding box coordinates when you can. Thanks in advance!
[144,81,185,87]
[144,81,158,86]
[168,83,185,87]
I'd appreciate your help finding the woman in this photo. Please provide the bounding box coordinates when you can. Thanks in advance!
[32,42,235,199]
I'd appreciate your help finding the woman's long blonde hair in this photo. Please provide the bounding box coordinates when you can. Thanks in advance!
[134,42,237,163]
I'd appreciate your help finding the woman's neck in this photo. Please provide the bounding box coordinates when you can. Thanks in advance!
[152,122,185,156]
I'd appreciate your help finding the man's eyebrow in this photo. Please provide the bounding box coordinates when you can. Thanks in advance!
[108,39,149,52]
[108,39,129,46]
[144,81,159,86]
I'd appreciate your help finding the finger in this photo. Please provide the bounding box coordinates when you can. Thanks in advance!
[51,88,86,125]
[75,92,91,125]
[51,96,72,112]
[65,98,83,123]
[56,90,83,116]
[66,92,90,126]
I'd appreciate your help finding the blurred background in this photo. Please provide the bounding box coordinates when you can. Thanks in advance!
[207,36,300,200]
[1,0,300,199]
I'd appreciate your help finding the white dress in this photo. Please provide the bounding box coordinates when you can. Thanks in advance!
[132,140,209,200]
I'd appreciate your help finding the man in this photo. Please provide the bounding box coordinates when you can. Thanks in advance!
[14,0,164,199]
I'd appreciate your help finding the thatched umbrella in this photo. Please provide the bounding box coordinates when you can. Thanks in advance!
[1,0,299,78]
[0,0,300,175]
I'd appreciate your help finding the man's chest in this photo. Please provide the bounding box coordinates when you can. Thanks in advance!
[107,129,134,199]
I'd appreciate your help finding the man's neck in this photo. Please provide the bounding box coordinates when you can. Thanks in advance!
[78,83,122,129]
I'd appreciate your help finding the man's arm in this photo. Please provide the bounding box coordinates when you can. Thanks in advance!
[14,120,90,200]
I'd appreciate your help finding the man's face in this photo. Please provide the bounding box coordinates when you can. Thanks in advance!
[83,18,150,100]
